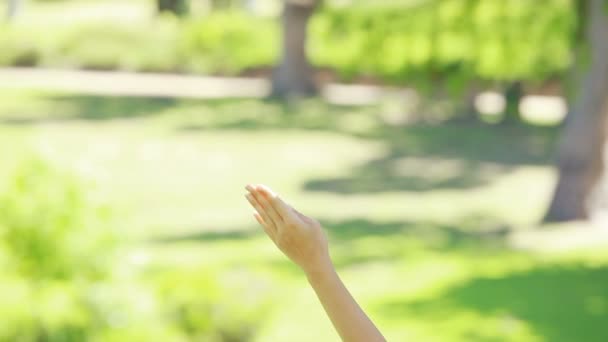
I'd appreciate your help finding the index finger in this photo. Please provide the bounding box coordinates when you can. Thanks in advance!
[255,184,296,222]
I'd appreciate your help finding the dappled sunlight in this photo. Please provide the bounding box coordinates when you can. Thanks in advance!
[475,91,506,116]
[1,0,607,339]
[510,221,608,252]
[0,91,560,232]
[323,83,384,105]
[13,114,382,236]
[520,95,568,125]
[391,156,505,187]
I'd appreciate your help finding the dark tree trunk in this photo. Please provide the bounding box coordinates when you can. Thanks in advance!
[544,0,608,222]
[157,0,188,16]
[271,0,318,99]
[502,81,523,124]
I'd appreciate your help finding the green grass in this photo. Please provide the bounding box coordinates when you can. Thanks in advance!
[1,88,607,341]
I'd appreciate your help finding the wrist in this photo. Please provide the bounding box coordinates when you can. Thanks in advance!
[304,258,335,281]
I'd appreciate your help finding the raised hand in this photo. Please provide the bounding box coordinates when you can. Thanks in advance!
[245,184,331,275]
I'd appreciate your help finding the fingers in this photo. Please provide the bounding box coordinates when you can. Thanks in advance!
[254,212,276,241]
[253,212,265,226]
[252,189,283,228]
[246,192,277,234]
[255,184,297,223]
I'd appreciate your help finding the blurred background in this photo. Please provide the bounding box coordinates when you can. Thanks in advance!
[1,0,608,341]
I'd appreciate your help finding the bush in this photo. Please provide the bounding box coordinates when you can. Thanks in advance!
[0,155,181,341]
[0,154,274,341]
[0,13,277,75]
[178,12,278,75]
[0,156,115,280]
[154,267,275,342]
[0,25,46,67]
[55,17,182,72]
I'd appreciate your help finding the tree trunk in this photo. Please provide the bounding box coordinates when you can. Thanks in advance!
[502,81,523,124]
[157,0,188,16]
[271,0,318,99]
[543,0,608,222]
[6,0,20,20]
[453,84,480,122]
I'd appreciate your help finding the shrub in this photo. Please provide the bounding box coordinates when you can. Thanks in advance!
[154,267,275,342]
[0,153,274,341]
[0,155,181,341]
[54,16,182,72]
[0,156,115,280]
[0,25,45,67]
[178,12,278,75]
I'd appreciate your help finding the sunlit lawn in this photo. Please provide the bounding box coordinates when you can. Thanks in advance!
[1,89,607,341]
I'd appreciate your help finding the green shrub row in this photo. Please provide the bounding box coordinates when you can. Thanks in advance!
[0,13,278,75]
[311,0,574,82]
[0,1,575,83]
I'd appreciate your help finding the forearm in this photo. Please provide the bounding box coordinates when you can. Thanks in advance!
[306,263,386,342]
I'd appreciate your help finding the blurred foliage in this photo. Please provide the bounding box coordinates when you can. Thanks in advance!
[312,0,575,85]
[0,0,575,87]
[0,155,173,341]
[178,12,278,74]
[0,154,271,341]
[0,25,44,67]
[0,12,277,75]
[154,268,275,341]
[0,156,115,280]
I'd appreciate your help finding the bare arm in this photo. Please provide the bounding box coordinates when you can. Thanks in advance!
[245,184,386,342]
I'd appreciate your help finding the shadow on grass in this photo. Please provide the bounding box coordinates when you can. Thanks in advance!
[0,95,178,123]
[322,217,510,268]
[154,229,259,243]
[153,216,511,269]
[378,264,608,341]
[304,124,558,193]
[323,218,509,243]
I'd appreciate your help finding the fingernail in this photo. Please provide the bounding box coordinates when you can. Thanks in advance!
[245,184,254,191]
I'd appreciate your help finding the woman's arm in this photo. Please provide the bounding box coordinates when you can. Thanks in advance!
[245,184,386,342]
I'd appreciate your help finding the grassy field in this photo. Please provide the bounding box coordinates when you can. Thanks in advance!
[1,88,607,341]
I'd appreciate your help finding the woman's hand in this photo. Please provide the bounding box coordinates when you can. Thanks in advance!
[245,184,332,275]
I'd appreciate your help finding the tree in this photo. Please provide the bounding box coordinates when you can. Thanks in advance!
[271,0,319,98]
[544,0,608,222]
[157,0,189,16]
